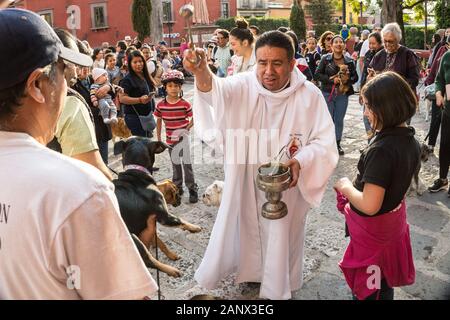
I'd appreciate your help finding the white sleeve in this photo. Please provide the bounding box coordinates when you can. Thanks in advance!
[193,73,248,144]
[294,90,339,207]
[48,186,158,300]
[360,40,369,58]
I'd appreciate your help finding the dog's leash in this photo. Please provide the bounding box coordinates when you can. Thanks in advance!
[107,165,119,176]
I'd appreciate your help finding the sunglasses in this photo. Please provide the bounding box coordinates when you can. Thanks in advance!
[326,37,333,40]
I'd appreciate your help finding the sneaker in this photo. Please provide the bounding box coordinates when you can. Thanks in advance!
[428,178,448,193]
[177,187,184,196]
[189,185,199,203]
[337,145,344,156]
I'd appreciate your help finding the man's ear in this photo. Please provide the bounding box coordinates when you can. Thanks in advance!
[26,69,47,104]
[150,141,171,155]
[290,58,297,72]
[114,140,127,155]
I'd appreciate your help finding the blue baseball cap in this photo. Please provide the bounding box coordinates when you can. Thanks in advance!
[0,8,93,90]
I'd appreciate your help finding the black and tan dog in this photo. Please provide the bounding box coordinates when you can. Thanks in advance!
[113,137,201,277]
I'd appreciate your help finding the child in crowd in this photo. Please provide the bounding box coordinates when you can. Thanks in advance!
[334,72,420,300]
[90,68,119,124]
[154,70,198,203]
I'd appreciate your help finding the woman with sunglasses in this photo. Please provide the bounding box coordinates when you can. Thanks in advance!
[367,23,420,95]
[318,31,335,56]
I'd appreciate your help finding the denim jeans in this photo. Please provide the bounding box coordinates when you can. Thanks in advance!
[98,140,109,164]
[427,99,442,147]
[323,91,349,141]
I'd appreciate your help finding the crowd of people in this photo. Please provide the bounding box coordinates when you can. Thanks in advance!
[0,7,446,301]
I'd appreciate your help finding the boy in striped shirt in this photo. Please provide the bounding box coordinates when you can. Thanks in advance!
[155,70,198,203]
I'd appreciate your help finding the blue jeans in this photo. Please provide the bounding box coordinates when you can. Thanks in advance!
[98,140,109,164]
[323,91,349,141]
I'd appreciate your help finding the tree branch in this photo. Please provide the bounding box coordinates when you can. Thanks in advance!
[402,0,427,10]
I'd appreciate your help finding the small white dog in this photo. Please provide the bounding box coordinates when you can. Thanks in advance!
[202,180,224,207]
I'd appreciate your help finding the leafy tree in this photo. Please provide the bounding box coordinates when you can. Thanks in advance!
[305,0,334,34]
[290,0,307,41]
[132,0,152,41]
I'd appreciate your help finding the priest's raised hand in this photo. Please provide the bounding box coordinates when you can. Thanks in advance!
[183,47,212,92]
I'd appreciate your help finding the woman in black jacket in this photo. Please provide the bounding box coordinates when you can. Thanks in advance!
[119,50,157,137]
[314,35,358,155]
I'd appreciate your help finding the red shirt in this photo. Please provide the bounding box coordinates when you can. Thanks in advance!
[154,98,192,145]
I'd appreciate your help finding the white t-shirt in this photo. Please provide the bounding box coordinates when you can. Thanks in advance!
[0,132,157,300]
[359,39,370,58]
[162,58,172,72]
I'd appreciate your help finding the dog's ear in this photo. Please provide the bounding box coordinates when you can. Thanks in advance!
[150,141,171,155]
[114,140,127,155]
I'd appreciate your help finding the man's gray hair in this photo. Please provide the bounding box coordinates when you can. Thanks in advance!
[41,60,59,85]
[382,22,402,42]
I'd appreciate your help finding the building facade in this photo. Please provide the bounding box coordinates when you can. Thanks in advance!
[14,0,237,48]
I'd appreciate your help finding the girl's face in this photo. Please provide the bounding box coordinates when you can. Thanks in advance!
[107,56,116,69]
[306,39,316,51]
[96,50,104,60]
[131,56,144,73]
[142,48,151,61]
[229,35,248,56]
[165,82,181,98]
[332,37,344,54]
[363,98,379,130]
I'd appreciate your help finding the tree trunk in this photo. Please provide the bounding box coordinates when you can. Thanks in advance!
[382,0,405,44]
[150,0,163,44]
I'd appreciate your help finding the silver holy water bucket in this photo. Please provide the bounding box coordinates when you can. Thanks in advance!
[256,162,291,220]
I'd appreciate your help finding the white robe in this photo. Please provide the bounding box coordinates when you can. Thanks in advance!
[193,67,339,300]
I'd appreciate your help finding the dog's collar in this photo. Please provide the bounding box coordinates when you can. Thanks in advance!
[124,164,151,175]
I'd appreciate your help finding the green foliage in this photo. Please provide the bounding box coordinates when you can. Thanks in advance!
[216,17,290,33]
[290,0,307,41]
[305,0,333,26]
[132,0,152,41]
[313,23,434,49]
[436,0,450,29]
[404,25,436,49]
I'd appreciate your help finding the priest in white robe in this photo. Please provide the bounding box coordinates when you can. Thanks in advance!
[184,31,339,300]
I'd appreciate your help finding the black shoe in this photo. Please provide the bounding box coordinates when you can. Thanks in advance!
[337,145,344,156]
[189,185,199,203]
[428,178,448,193]
[177,186,184,196]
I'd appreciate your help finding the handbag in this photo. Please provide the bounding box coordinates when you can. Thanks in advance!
[132,105,156,132]
[425,83,436,100]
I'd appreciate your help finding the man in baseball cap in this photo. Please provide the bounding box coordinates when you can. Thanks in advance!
[0,9,158,299]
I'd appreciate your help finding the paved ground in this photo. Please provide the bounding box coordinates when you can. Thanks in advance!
[109,81,450,300]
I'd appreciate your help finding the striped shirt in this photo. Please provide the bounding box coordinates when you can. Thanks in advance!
[154,98,192,145]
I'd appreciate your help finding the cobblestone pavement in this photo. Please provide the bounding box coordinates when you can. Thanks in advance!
[109,81,450,300]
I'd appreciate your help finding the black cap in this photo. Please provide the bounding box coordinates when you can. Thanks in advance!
[0,8,93,90]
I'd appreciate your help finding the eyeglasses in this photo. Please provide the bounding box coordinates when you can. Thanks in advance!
[383,39,397,44]
[326,37,333,40]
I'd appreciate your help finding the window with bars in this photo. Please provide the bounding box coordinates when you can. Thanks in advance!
[221,2,229,18]
[38,10,53,26]
[162,0,173,22]
[91,3,108,29]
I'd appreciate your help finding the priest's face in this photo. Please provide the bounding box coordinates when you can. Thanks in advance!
[256,46,296,92]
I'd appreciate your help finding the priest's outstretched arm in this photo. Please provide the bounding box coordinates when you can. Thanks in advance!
[183,48,213,93]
